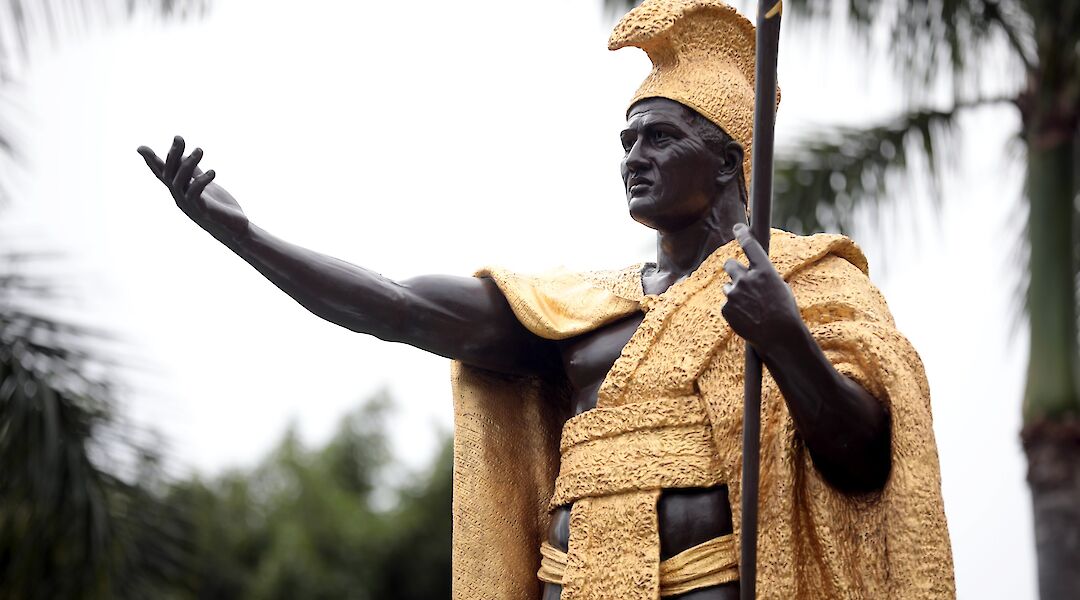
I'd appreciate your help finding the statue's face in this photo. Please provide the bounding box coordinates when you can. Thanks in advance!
[620,98,723,231]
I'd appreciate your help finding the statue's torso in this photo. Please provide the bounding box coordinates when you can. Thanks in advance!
[543,311,737,599]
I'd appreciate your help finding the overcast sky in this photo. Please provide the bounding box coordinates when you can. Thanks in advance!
[10,0,1034,596]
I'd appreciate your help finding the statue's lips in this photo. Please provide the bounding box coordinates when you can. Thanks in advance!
[628,177,653,195]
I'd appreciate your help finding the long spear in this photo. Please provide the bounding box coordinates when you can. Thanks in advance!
[740,2,783,600]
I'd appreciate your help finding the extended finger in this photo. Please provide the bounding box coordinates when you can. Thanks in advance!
[186,170,215,203]
[137,146,166,179]
[723,258,749,282]
[173,147,204,192]
[733,223,771,269]
[163,136,185,182]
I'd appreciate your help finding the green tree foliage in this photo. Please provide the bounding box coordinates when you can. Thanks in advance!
[161,391,453,600]
[0,6,450,599]
[0,254,192,599]
[0,2,207,598]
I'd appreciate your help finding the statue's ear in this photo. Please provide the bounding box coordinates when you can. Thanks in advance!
[715,140,744,186]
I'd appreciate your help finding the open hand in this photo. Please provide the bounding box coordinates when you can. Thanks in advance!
[138,136,249,241]
[721,223,804,354]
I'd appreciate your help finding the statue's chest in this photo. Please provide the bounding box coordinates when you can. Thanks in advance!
[557,313,646,414]
[557,262,741,416]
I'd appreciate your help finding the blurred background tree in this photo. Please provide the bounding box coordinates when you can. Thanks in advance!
[0,263,190,599]
[158,391,452,600]
[0,4,449,599]
[603,0,1079,597]
[0,2,205,598]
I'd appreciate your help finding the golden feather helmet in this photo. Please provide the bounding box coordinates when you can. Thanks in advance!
[609,0,780,191]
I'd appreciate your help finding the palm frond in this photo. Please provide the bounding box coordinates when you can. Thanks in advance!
[601,0,641,18]
[782,0,1032,99]
[0,252,193,599]
[1004,132,1029,335]
[0,0,209,81]
[0,1,210,597]
[0,0,208,207]
[603,0,1035,85]
[772,105,963,235]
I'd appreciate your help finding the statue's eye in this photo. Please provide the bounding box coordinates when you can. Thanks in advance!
[652,130,672,144]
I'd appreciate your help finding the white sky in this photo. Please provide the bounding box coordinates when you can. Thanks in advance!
[10,0,1035,597]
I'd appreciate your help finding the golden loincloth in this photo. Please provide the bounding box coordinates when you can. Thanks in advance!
[538,534,739,596]
[450,229,955,599]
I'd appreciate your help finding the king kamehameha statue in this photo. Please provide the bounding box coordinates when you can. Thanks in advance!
[137,1,955,598]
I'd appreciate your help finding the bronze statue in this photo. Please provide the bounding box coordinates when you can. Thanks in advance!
[137,1,953,598]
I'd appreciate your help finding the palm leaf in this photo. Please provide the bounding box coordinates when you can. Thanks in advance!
[601,0,640,17]
[0,252,196,599]
[772,105,961,235]
[0,0,209,205]
[0,316,164,598]
[782,0,1034,91]
[602,0,1035,82]
[0,0,209,81]
[0,1,208,597]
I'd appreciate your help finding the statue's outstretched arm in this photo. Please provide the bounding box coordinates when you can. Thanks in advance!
[137,137,558,376]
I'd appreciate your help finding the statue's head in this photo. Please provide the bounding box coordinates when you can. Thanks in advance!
[610,0,780,226]
[620,97,744,230]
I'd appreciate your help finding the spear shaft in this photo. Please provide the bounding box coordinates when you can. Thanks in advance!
[740,2,782,600]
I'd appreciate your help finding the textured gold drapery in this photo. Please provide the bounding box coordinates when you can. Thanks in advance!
[538,534,739,596]
[450,230,955,599]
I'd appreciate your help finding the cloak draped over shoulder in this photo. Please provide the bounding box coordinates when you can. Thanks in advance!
[450,230,955,599]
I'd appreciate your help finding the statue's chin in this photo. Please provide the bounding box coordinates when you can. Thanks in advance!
[627,196,660,229]
[630,195,690,232]
[628,207,660,231]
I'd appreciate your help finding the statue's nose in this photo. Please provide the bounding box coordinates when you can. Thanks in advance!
[624,139,649,173]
